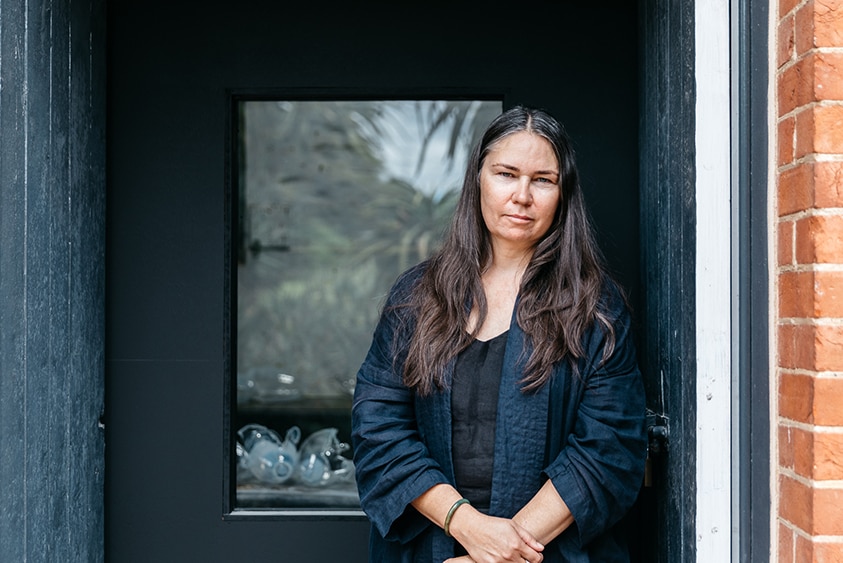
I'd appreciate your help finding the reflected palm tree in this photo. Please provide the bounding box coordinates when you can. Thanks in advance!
[237,99,501,402]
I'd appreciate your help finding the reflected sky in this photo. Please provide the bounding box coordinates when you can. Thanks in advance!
[351,100,491,200]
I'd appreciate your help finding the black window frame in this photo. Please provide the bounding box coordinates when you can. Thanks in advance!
[222,89,508,520]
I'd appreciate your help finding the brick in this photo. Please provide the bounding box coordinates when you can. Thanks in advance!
[794,533,813,562]
[815,271,843,317]
[781,477,843,537]
[811,215,843,263]
[795,2,816,56]
[795,217,813,264]
[779,0,800,19]
[815,53,843,101]
[780,270,843,318]
[781,426,843,481]
[779,369,815,422]
[780,325,843,374]
[778,162,843,215]
[779,56,815,116]
[779,324,815,372]
[780,416,843,484]
[779,164,814,215]
[814,431,843,480]
[778,521,795,563]
[779,221,795,266]
[795,215,843,264]
[795,106,816,159]
[779,14,796,69]
[815,0,843,48]
[779,116,796,166]
[815,105,843,153]
[780,474,813,533]
[812,540,843,562]
[780,54,843,118]
[794,426,816,478]
[814,161,843,208]
[816,325,843,371]
[815,487,843,535]
[780,270,815,317]
[780,424,797,469]
[815,377,843,425]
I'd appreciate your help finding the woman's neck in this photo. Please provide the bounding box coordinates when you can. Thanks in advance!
[484,245,533,286]
[468,250,531,340]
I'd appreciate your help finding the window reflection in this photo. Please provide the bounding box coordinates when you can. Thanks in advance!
[234,99,502,510]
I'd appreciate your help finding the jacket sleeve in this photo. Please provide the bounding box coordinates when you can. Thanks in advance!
[351,268,449,544]
[543,286,648,547]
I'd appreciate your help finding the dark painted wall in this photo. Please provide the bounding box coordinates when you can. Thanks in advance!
[0,0,106,561]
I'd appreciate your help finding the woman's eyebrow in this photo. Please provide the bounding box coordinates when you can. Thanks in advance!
[491,162,559,176]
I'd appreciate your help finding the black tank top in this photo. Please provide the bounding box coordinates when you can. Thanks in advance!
[451,330,508,511]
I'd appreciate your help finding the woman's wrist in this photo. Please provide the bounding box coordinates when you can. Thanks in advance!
[444,501,481,545]
[443,498,471,537]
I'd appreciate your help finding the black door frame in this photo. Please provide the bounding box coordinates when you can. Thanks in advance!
[638,1,698,560]
[637,0,771,561]
[97,2,771,563]
[0,0,772,561]
[733,0,771,559]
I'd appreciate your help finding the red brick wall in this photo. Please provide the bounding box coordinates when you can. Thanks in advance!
[777,0,843,560]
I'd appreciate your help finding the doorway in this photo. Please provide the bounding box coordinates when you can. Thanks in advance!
[105,2,660,560]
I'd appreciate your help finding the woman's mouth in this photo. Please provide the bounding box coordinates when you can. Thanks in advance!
[506,214,532,222]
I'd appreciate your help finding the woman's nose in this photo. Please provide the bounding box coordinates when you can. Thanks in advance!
[512,177,533,204]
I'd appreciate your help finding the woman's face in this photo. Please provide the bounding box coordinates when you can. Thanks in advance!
[479,131,561,254]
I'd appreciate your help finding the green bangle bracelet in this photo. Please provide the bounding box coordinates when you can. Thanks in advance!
[443,498,470,537]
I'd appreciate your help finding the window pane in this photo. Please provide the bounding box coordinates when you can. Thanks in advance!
[234,99,502,511]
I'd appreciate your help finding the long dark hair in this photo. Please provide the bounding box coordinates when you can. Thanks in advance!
[401,106,618,395]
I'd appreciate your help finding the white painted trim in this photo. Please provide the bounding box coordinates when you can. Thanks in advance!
[695,0,733,561]
[729,0,743,557]
[767,0,780,557]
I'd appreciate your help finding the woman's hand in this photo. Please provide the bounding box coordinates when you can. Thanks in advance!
[447,507,544,563]
[411,484,543,562]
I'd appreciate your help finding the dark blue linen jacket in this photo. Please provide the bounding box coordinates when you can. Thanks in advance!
[351,263,647,562]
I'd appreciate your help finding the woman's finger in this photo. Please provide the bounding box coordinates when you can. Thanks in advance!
[514,523,544,552]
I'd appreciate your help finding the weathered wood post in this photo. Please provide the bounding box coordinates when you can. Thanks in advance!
[0,0,106,560]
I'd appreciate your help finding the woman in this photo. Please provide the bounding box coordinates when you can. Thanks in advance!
[352,106,647,562]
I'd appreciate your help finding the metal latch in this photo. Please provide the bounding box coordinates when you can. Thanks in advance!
[644,411,668,487]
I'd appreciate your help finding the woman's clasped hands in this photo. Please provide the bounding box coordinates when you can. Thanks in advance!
[443,506,544,563]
